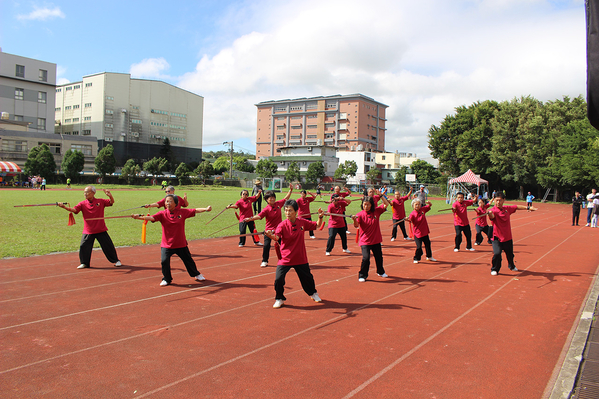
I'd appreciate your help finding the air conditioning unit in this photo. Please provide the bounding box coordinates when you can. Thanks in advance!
[307,147,312,151]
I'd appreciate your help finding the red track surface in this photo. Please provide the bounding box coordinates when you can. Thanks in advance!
[1,203,598,398]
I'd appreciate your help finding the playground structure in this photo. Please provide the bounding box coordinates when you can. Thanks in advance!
[446,169,489,204]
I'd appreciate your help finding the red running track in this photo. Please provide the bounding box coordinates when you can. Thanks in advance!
[1,203,597,398]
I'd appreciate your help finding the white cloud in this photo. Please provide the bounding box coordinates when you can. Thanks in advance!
[17,6,65,21]
[130,58,171,79]
[174,0,586,158]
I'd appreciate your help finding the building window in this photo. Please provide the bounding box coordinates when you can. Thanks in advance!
[106,109,114,115]
[1,140,28,152]
[151,108,168,115]
[55,107,61,112]
[65,86,72,91]
[73,84,80,89]
[65,106,72,110]
[39,69,48,82]
[105,123,113,128]
[84,116,91,121]
[16,65,25,77]
[73,104,80,109]
[132,106,139,110]
[171,112,186,118]
[37,143,61,154]
[85,103,92,108]
[65,119,71,123]
[15,88,24,100]
[83,130,91,135]
[38,92,47,103]
[71,144,92,155]
[56,88,61,93]
[73,118,79,122]
[14,115,23,121]
[85,82,92,87]
[72,131,79,135]
[290,106,303,111]
[307,125,317,129]
[37,118,46,130]
[274,106,286,112]
[106,96,114,100]
[131,119,142,124]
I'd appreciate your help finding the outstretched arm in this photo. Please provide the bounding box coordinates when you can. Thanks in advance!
[132,214,156,222]
[57,202,79,214]
[194,205,212,214]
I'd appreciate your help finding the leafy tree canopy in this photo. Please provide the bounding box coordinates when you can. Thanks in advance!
[255,158,278,179]
[306,162,325,184]
[285,161,301,182]
[62,149,85,180]
[25,144,57,178]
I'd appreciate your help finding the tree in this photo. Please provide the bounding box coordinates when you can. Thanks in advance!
[255,158,278,179]
[194,160,214,181]
[213,156,231,174]
[94,144,116,177]
[62,149,85,181]
[233,156,255,173]
[334,160,358,180]
[143,157,169,176]
[394,166,409,184]
[411,159,440,184]
[285,161,301,182]
[175,162,191,185]
[24,144,57,179]
[306,161,325,184]
[159,138,175,172]
[120,159,140,184]
[366,167,381,185]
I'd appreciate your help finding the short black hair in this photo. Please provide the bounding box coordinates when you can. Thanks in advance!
[263,190,276,200]
[165,194,178,206]
[284,199,298,211]
[456,192,465,197]
[495,192,506,199]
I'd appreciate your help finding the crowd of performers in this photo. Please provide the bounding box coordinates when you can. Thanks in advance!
[55,183,545,309]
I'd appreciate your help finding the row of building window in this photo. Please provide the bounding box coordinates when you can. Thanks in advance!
[15,65,48,82]
[149,134,186,142]
[151,109,187,118]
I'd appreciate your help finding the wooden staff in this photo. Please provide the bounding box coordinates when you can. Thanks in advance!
[437,208,454,212]
[205,204,232,225]
[14,202,66,207]
[208,220,240,237]
[86,215,138,221]
[110,205,146,214]
[324,212,355,218]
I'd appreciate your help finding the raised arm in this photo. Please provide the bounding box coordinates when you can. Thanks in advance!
[283,183,294,201]
[103,189,115,206]
[181,193,189,208]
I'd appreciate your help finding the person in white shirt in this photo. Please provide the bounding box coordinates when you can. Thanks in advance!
[586,188,597,226]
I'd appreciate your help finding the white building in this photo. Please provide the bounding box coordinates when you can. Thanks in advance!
[55,72,204,165]
[269,145,338,182]
[336,150,378,185]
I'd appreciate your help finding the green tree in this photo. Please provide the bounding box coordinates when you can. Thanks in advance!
[94,144,116,177]
[306,161,325,184]
[366,167,381,184]
[175,162,191,185]
[194,160,214,181]
[25,144,57,179]
[411,159,440,184]
[255,158,278,179]
[62,149,85,181]
[285,161,301,182]
[159,138,175,172]
[120,158,140,184]
[394,166,409,184]
[334,160,358,180]
[233,156,255,173]
[143,157,169,176]
[213,156,231,174]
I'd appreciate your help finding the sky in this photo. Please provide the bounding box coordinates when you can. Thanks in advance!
[0,0,587,159]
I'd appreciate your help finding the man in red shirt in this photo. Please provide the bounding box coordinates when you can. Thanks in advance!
[391,187,412,241]
[144,185,188,210]
[487,192,537,275]
[452,192,475,252]
[325,194,353,255]
[58,186,122,269]
[407,199,437,264]
[227,189,262,247]
[133,195,212,286]
[265,200,325,308]
[330,186,352,234]
[296,190,317,238]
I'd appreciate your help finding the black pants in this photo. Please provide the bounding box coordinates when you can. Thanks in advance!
[359,243,384,279]
[475,224,493,244]
[253,198,262,215]
[304,216,315,237]
[274,263,317,300]
[392,218,408,239]
[262,235,281,263]
[491,238,515,273]
[160,246,200,283]
[326,228,347,252]
[414,235,432,261]
[573,208,580,225]
[238,220,258,245]
[454,225,473,250]
[79,231,119,267]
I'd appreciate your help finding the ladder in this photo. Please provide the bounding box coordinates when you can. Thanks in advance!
[542,188,556,202]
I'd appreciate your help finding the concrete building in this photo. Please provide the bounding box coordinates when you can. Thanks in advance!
[255,94,387,158]
[55,72,204,165]
[336,150,379,185]
[0,50,56,132]
[269,145,338,181]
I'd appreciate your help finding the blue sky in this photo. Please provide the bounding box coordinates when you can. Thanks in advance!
[0,0,587,158]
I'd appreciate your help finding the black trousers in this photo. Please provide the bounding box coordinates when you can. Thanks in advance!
[274,263,317,300]
[79,231,119,267]
[262,235,281,263]
[454,225,473,250]
[491,238,515,273]
[475,224,493,244]
[160,246,200,283]
[304,216,315,237]
[359,243,384,279]
[253,198,262,215]
[392,218,408,239]
[238,220,258,245]
[326,227,347,252]
[573,208,580,225]
[414,235,432,261]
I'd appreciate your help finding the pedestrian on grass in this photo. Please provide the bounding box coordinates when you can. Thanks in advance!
[390,187,412,241]
[452,192,475,252]
[407,199,436,264]
[145,185,188,210]
[487,192,537,275]
[325,194,353,255]
[572,192,583,226]
[474,198,493,245]
[66,177,71,189]
[297,190,317,238]
[252,179,263,215]
[352,195,390,282]
[227,189,262,247]
[266,200,325,308]
[133,195,211,286]
[58,186,122,269]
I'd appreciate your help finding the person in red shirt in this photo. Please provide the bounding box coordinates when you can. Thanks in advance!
[244,184,293,267]
[330,186,352,234]
[325,194,353,255]
[297,190,317,238]
[452,192,475,252]
[366,187,382,206]
[58,186,121,269]
[352,195,390,282]
[474,198,494,246]
[390,187,413,241]
[407,199,437,264]
[487,192,537,275]
[132,195,212,286]
[227,189,262,247]
[265,200,325,308]
[144,185,188,210]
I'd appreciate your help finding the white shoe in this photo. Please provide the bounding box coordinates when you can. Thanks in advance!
[377,273,388,278]
[467,248,475,251]
[273,299,285,308]
[453,248,459,252]
[325,252,331,256]
[586,223,590,227]
[254,242,264,246]
[160,280,169,286]
[343,249,351,254]
[491,271,498,276]
[390,238,395,242]
[195,274,205,281]
[114,261,122,267]
[404,237,413,241]
[426,257,437,262]
[260,261,268,267]
[238,244,244,248]
[310,236,315,239]
[413,260,419,264]
[346,231,351,234]
[358,277,366,282]
[77,264,89,269]
[310,292,322,302]
[474,243,479,246]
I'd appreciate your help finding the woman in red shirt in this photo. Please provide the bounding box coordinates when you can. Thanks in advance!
[407,199,437,264]
[297,190,317,238]
[352,195,390,282]
[227,189,262,247]
[474,198,493,246]
[325,194,353,255]
[390,188,412,241]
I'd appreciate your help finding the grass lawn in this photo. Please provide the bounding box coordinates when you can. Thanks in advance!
[1,185,453,259]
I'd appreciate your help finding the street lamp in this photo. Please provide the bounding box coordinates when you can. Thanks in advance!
[223,141,233,178]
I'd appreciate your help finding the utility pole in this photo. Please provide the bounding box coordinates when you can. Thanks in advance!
[223,141,233,178]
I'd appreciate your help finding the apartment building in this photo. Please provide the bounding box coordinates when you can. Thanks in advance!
[55,72,204,165]
[255,94,387,158]
[269,145,338,181]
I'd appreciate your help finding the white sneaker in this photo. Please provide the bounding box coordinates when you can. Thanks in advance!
[474,243,479,246]
[77,264,89,269]
[311,292,322,302]
[273,299,285,308]
[238,244,244,248]
[114,261,122,267]
[586,223,590,227]
[160,280,169,286]
[467,248,475,251]
[377,273,388,278]
[325,252,331,256]
[260,261,268,267]
[390,238,395,242]
[343,249,351,254]
[453,248,459,252]
[346,231,351,234]
[195,274,205,281]
[310,236,315,239]
[413,260,419,264]
[254,242,263,246]
[404,237,413,241]
[358,277,366,282]
[491,271,498,276]
[426,257,437,262]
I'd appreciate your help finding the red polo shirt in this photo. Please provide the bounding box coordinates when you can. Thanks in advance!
[453,200,474,226]
[275,218,317,265]
[327,200,349,228]
[356,205,386,246]
[391,194,411,219]
[489,205,517,242]
[157,195,184,210]
[75,198,111,234]
[152,208,196,248]
[235,196,258,221]
[259,199,286,231]
[408,205,431,238]
[297,196,315,217]
[475,204,490,227]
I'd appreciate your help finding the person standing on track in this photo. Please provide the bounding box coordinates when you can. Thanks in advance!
[297,190,317,238]
[325,194,353,255]
[572,191,584,226]
[331,185,352,234]
[586,188,597,226]
[227,189,262,247]
[144,186,188,210]
[407,199,436,264]
[415,185,427,206]
[133,195,211,286]
[487,192,537,276]
[526,192,535,211]
[390,187,412,241]
[452,192,475,252]
[244,184,293,267]
[266,199,325,308]
[474,198,494,245]
[58,185,122,269]
[353,195,390,282]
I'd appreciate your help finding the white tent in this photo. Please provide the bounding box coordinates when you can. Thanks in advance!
[446,169,489,203]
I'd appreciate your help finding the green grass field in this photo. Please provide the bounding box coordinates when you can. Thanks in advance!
[0,185,453,259]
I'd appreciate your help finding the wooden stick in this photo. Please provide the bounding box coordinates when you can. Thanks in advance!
[14,202,64,208]
[208,220,241,236]
[324,212,354,218]
[85,215,137,221]
[205,204,232,225]
[110,205,146,214]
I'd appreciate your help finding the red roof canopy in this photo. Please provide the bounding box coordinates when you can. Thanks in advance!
[0,161,22,172]
[448,169,488,186]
